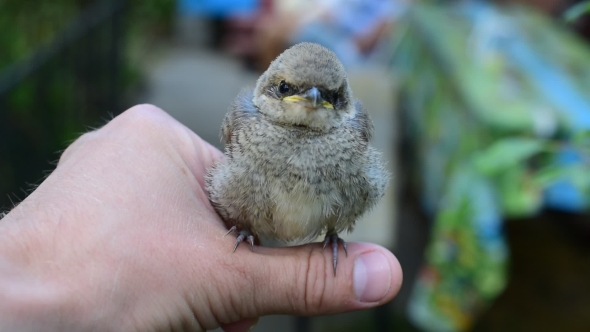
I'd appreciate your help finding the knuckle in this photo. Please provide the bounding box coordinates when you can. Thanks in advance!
[122,103,167,119]
[58,104,171,166]
[57,129,101,166]
[115,104,169,132]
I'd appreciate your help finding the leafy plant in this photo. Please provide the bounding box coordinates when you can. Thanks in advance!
[0,0,177,209]
[564,1,590,23]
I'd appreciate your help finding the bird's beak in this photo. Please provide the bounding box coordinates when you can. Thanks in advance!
[283,87,334,109]
[303,87,321,108]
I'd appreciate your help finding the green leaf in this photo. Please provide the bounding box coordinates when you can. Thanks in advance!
[572,130,590,146]
[498,167,543,217]
[472,138,546,176]
[564,1,590,23]
[531,164,590,208]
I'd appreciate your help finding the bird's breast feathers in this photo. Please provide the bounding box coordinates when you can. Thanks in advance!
[269,186,337,242]
[225,116,368,240]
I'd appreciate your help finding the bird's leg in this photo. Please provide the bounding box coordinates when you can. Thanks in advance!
[322,232,348,276]
[224,226,256,252]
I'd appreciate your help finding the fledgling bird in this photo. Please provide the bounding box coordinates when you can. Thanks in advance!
[205,42,389,275]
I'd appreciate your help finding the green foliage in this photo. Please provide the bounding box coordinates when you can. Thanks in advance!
[572,130,590,154]
[564,1,590,23]
[472,138,546,176]
[0,1,80,69]
[397,4,590,330]
[496,166,543,217]
[0,0,177,70]
[129,0,176,35]
[0,0,176,208]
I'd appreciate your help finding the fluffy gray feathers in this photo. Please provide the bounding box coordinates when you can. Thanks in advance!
[206,43,388,245]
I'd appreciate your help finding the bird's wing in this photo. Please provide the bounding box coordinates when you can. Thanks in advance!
[349,100,374,143]
[221,89,259,144]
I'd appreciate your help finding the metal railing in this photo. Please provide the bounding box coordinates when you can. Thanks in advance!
[0,0,129,209]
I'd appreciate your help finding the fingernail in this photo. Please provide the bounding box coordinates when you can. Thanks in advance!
[353,251,391,302]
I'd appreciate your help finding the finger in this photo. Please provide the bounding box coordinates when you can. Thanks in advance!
[222,242,402,318]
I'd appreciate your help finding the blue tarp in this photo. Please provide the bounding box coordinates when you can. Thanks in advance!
[178,0,259,17]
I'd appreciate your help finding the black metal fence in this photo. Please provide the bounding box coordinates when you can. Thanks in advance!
[0,0,129,210]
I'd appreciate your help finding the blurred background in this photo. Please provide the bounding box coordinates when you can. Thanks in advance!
[2,0,590,331]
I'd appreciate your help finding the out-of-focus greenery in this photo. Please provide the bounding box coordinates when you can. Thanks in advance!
[0,0,176,209]
[0,0,175,71]
[564,1,590,23]
[0,2,76,69]
[129,0,176,37]
[395,3,590,331]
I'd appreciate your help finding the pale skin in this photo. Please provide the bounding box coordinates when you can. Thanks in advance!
[0,104,402,332]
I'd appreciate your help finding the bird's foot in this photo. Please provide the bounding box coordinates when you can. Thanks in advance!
[322,233,348,276]
[224,226,255,252]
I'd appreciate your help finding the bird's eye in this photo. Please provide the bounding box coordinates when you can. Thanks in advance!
[278,81,291,94]
[324,91,339,107]
[331,92,339,106]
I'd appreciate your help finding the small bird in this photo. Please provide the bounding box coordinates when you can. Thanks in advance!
[206,42,389,275]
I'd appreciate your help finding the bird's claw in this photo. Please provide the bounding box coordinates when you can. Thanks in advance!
[322,233,348,276]
[225,226,255,252]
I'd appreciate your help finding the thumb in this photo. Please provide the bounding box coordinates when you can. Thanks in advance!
[226,242,402,317]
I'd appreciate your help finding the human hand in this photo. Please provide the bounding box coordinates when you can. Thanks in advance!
[0,105,402,332]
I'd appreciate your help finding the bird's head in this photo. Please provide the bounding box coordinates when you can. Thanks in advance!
[253,43,355,131]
